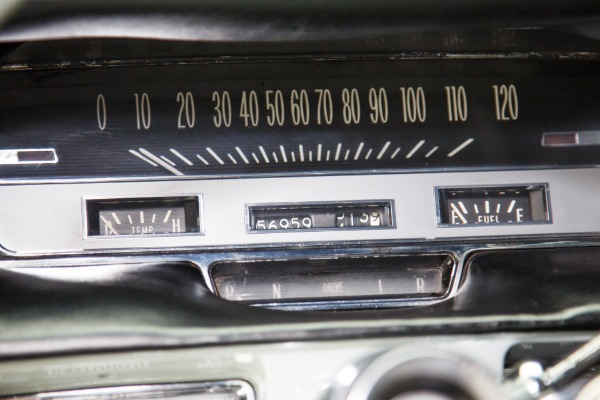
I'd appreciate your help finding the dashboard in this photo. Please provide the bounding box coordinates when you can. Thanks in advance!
[1,1,600,399]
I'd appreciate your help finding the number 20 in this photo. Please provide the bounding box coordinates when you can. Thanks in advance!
[177,92,195,129]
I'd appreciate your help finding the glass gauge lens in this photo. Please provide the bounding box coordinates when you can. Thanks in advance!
[438,186,549,226]
[0,59,600,179]
[248,201,394,232]
[211,255,454,303]
[86,196,201,237]
[98,207,187,236]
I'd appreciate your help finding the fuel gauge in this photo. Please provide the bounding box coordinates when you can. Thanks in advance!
[86,196,202,237]
[438,185,550,226]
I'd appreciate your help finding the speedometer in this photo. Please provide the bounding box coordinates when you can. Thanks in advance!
[0,57,599,179]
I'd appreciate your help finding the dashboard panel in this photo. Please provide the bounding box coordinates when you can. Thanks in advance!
[2,1,600,400]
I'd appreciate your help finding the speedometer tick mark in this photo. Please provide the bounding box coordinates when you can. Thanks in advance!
[354,142,364,160]
[335,143,342,161]
[326,150,331,161]
[425,146,439,158]
[169,149,193,166]
[235,147,250,164]
[299,145,305,162]
[272,152,279,163]
[309,151,313,162]
[227,154,238,164]
[406,140,425,159]
[129,149,158,167]
[344,149,350,160]
[160,156,176,166]
[206,148,225,165]
[377,141,391,160]
[365,149,373,160]
[259,146,270,163]
[196,155,209,165]
[291,152,296,162]
[447,138,474,157]
[252,153,260,164]
[138,148,184,176]
[279,146,288,163]
[317,144,322,161]
[390,147,401,159]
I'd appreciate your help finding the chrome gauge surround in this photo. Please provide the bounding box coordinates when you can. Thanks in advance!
[435,183,552,227]
[82,194,204,239]
[1,168,600,255]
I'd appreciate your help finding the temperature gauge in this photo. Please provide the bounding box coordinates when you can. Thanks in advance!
[86,196,202,237]
[438,185,550,226]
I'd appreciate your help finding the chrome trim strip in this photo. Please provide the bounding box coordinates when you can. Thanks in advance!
[0,381,255,400]
[3,52,600,73]
[0,164,594,186]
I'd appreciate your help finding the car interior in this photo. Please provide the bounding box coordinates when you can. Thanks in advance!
[1,1,600,399]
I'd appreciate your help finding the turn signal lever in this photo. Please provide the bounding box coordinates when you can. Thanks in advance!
[504,333,600,400]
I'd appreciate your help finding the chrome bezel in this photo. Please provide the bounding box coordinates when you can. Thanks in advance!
[208,251,455,308]
[81,194,204,240]
[435,183,552,228]
[245,199,396,234]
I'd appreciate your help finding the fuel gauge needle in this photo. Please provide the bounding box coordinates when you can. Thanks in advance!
[450,203,468,224]
[100,216,119,235]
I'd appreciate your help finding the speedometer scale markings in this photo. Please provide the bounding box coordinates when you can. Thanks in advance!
[128,139,470,176]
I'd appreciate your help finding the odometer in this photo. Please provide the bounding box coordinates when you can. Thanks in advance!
[1,57,599,179]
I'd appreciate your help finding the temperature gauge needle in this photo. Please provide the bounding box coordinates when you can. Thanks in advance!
[100,216,119,235]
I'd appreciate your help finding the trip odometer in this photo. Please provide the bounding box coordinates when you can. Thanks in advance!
[0,58,599,179]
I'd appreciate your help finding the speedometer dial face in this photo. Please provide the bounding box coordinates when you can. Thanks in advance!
[0,58,599,179]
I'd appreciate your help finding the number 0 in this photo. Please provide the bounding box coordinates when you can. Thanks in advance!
[97,94,106,130]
